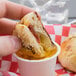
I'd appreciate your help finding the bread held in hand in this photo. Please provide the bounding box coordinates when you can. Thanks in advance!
[13,12,56,59]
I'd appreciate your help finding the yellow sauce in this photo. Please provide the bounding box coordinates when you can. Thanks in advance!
[16,46,57,60]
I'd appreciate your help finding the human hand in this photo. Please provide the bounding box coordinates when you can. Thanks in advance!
[0,0,35,56]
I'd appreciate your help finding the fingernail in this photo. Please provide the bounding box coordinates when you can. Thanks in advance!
[10,36,21,51]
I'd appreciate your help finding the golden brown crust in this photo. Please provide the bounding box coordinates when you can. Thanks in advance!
[58,35,76,72]
[13,24,45,58]
[20,12,56,51]
[13,12,56,59]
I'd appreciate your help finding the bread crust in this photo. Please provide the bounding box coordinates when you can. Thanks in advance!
[58,35,76,72]
[13,12,56,58]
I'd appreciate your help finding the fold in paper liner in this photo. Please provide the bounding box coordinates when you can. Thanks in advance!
[13,12,57,59]
[58,34,76,72]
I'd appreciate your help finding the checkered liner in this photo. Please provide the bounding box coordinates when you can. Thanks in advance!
[0,70,20,76]
[0,24,76,76]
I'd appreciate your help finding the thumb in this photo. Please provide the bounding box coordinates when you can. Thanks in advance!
[0,36,21,56]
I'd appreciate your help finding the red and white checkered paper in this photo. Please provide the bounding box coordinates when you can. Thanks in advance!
[0,24,76,76]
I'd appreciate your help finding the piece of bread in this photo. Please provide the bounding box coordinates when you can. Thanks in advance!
[58,35,76,72]
[13,12,56,59]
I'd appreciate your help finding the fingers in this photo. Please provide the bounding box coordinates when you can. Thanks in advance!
[5,1,35,20]
[0,36,21,56]
[0,18,16,35]
[0,1,40,20]
[0,0,7,18]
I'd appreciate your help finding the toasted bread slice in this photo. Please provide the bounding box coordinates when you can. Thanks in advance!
[13,24,45,58]
[13,12,56,58]
[20,12,55,51]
